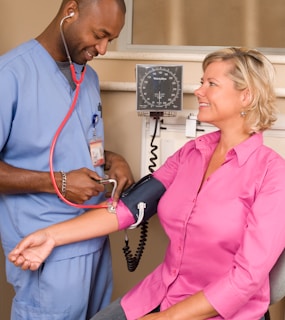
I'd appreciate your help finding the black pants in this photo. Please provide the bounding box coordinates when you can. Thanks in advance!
[90,298,160,320]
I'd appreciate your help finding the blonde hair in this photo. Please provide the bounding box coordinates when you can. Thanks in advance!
[203,47,277,133]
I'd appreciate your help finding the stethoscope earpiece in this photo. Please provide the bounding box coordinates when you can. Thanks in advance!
[66,11,75,18]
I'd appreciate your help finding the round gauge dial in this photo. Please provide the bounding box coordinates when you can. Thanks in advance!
[137,65,182,111]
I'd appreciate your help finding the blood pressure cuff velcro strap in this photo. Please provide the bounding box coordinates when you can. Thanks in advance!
[120,174,166,223]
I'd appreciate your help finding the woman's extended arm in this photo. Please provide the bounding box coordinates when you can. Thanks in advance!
[8,204,118,270]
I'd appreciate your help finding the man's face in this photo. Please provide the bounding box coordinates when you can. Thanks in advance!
[63,0,125,64]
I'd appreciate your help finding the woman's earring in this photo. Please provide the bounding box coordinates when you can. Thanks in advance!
[240,111,247,117]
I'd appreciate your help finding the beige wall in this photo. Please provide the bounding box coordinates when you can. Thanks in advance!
[1,1,285,319]
[132,0,285,48]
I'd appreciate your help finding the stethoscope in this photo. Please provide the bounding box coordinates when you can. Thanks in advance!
[49,13,116,209]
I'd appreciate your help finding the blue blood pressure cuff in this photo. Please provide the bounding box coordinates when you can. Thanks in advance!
[120,174,166,225]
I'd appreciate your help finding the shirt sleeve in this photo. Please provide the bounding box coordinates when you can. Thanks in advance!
[116,200,136,230]
[204,155,285,318]
[0,68,17,149]
[153,139,196,188]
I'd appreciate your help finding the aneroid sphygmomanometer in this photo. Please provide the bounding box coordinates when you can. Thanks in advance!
[49,12,166,272]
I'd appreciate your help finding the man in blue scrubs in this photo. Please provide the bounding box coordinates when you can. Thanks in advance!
[0,0,133,319]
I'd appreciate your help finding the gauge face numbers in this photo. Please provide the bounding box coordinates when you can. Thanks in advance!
[137,65,182,111]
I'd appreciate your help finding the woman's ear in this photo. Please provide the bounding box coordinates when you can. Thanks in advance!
[241,88,252,106]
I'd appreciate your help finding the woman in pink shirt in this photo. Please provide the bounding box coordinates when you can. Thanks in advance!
[9,47,285,320]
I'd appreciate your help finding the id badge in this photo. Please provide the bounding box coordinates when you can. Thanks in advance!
[89,139,104,167]
[89,113,105,167]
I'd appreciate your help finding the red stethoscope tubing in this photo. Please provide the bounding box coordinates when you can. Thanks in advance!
[49,64,108,209]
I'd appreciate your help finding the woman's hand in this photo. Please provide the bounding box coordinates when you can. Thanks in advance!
[139,291,218,320]
[8,229,56,271]
[138,312,170,320]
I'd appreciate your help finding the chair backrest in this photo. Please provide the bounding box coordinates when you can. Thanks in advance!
[269,249,285,304]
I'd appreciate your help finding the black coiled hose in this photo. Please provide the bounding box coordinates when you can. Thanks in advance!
[122,222,149,272]
[148,116,159,173]
[122,115,160,272]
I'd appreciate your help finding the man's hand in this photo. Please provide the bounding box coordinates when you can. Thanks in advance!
[104,151,134,203]
[61,168,105,203]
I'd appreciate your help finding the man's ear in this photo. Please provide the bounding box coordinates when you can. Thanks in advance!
[63,0,79,19]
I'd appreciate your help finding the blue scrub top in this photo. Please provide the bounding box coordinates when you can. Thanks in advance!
[0,40,107,261]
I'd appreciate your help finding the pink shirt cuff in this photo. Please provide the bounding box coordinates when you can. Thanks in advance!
[116,200,136,230]
[204,277,248,318]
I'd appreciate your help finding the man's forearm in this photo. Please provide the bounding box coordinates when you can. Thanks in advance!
[0,161,60,194]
